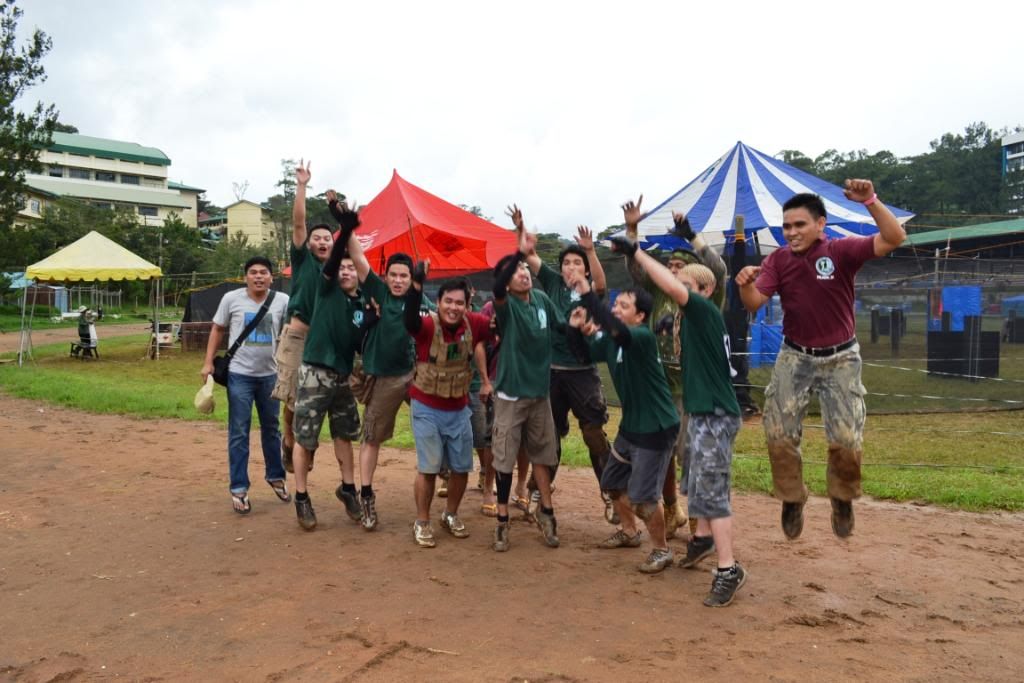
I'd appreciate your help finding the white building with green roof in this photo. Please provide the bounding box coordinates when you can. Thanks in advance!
[19,132,204,228]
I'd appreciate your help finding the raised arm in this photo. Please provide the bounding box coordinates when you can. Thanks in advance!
[334,201,371,283]
[571,273,631,348]
[575,225,607,297]
[621,195,650,287]
[680,213,727,293]
[493,229,535,303]
[843,179,906,257]
[321,208,360,281]
[609,236,690,308]
[506,204,541,275]
[292,160,311,248]
[404,261,428,335]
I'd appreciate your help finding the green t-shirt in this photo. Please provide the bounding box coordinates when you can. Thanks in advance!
[302,276,363,376]
[494,289,561,399]
[536,263,590,368]
[678,293,740,417]
[286,243,322,324]
[586,324,679,434]
[360,270,415,377]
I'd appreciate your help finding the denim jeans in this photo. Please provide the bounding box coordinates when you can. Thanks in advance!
[227,372,285,494]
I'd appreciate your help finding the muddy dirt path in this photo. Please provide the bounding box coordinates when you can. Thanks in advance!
[1,396,1021,681]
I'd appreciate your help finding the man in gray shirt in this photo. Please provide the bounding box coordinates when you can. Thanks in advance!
[202,256,291,514]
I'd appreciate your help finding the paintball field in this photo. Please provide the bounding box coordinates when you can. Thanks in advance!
[1,395,1022,682]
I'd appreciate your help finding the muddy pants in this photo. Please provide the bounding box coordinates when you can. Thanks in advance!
[762,343,866,503]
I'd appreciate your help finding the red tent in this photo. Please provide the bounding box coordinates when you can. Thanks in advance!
[354,170,517,279]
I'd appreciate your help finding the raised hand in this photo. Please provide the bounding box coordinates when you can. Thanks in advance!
[574,225,595,251]
[568,306,588,329]
[843,178,876,203]
[735,265,761,287]
[412,259,429,289]
[296,159,311,186]
[505,204,525,233]
[608,235,638,257]
[569,272,591,295]
[671,211,696,241]
[621,195,644,229]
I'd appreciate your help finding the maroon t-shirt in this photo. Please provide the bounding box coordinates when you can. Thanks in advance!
[756,235,876,348]
[409,311,493,411]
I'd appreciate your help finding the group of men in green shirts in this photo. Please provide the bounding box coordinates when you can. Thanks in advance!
[267,161,748,607]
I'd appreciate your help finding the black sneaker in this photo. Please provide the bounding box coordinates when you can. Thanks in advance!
[360,494,378,531]
[703,562,748,607]
[678,535,715,569]
[335,485,363,522]
[295,496,317,531]
[781,501,805,540]
[830,497,855,538]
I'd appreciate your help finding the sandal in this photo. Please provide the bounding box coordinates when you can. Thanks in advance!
[511,494,529,513]
[269,480,291,503]
[480,502,498,517]
[231,492,251,514]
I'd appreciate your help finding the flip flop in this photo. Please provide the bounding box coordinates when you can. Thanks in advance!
[269,480,291,503]
[480,502,498,517]
[511,495,529,513]
[231,492,251,514]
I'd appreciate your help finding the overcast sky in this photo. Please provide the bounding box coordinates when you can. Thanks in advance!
[17,0,1024,235]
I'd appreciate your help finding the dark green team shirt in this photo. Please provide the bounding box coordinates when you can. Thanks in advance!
[586,324,679,435]
[302,276,362,376]
[286,243,322,324]
[494,289,562,399]
[679,293,741,417]
[360,270,415,377]
[536,263,591,369]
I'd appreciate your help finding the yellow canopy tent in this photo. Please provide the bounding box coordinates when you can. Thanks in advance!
[18,231,164,365]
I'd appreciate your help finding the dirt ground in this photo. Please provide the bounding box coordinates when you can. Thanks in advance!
[0,323,151,355]
[1,395,1022,682]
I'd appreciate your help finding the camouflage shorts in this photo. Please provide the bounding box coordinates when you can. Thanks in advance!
[684,412,741,519]
[293,363,361,451]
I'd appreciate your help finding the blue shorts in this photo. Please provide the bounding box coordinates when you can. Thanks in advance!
[411,399,474,474]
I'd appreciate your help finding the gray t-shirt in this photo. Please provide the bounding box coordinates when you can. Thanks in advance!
[212,288,290,377]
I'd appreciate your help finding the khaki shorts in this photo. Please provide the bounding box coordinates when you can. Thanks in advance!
[491,396,558,473]
[361,371,413,444]
[271,324,307,409]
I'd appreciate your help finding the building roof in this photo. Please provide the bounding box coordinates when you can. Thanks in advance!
[226,199,272,211]
[46,132,171,166]
[199,213,227,225]
[168,180,206,193]
[902,218,1024,247]
[27,178,192,209]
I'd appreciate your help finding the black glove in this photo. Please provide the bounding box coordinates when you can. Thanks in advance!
[655,313,674,336]
[608,235,638,256]
[413,260,428,286]
[671,214,696,241]
[362,301,380,329]
[328,199,361,232]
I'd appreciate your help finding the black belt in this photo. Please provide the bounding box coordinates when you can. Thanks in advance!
[783,337,856,357]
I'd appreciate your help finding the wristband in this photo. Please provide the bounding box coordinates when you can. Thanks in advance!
[862,193,878,207]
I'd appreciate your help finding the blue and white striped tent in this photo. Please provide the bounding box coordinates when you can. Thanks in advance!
[635,141,914,251]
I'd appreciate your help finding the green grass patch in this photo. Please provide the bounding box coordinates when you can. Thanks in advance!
[2,333,1023,512]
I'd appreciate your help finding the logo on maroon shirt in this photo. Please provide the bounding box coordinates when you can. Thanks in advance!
[815,256,836,280]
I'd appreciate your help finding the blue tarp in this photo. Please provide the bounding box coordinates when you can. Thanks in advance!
[1003,294,1024,316]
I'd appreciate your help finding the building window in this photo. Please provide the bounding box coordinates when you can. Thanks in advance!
[94,202,112,210]
[120,174,140,185]
[48,165,64,178]
[29,199,41,213]
[96,171,116,182]
[138,206,159,217]
[68,167,90,180]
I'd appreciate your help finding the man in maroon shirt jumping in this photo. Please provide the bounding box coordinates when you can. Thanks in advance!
[736,179,906,539]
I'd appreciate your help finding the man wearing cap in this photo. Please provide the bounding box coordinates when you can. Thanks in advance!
[623,199,727,540]
[338,207,416,532]
[735,180,906,540]
[505,205,615,525]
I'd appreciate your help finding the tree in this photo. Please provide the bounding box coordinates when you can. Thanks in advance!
[458,204,493,222]
[0,0,58,240]
[201,233,264,278]
[53,120,77,133]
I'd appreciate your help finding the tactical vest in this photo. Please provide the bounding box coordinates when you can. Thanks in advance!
[413,312,474,399]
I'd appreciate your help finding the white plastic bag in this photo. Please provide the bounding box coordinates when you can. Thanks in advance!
[194,375,215,414]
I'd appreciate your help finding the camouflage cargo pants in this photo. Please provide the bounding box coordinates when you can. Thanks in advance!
[762,343,866,503]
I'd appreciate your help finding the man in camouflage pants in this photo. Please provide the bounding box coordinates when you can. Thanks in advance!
[736,180,906,540]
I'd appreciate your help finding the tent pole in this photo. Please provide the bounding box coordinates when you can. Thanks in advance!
[406,214,421,262]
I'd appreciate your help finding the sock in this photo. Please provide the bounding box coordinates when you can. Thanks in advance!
[342,483,357,494]
[497,514,509,523]
[360,485,374,499]
[295,491,309,501]
[541,506,554,516]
